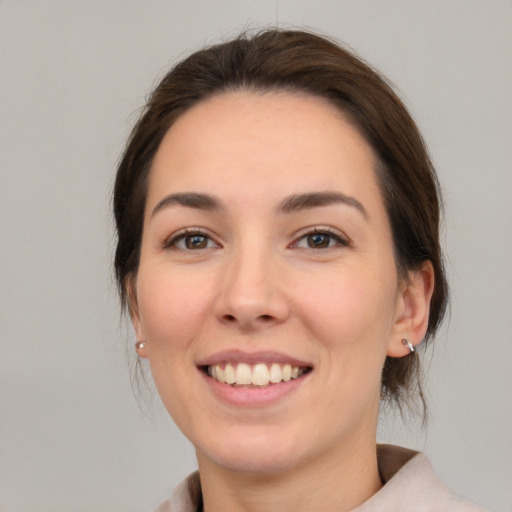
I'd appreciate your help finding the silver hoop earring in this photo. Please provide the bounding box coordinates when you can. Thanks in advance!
[135,341,146,350]
[401,339,415,354]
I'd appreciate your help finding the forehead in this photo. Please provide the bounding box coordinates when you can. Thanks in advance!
[148,91,382,212]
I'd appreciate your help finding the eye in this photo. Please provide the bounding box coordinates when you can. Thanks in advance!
[292,228,348,249]
[164,229,220,250]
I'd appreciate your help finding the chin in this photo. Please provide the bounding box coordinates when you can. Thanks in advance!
[205,449,303,476]
[196,424,306,475]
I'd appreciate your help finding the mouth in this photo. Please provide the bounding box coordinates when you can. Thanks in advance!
[201,362,313,388]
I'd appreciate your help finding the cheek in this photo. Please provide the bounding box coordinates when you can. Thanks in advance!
[297,269,396,342]
[136,266,214,347]
[134,266,213,432]
[291,261,399,390]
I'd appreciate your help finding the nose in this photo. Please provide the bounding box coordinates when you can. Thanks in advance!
[213,244,290,331]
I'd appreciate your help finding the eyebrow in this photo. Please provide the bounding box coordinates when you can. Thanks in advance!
[151,192,222,218]
[278,191,369,220]
[150,190,368,220]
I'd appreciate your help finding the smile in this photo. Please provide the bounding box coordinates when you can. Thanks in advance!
[206,362,311,387]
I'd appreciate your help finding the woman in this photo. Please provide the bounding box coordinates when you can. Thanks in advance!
[113,29,485,511]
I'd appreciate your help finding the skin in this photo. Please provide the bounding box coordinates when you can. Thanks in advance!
[130,91,434,512]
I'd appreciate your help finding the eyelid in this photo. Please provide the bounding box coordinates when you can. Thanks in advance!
[161,227,221,250]
[289,226,350,249]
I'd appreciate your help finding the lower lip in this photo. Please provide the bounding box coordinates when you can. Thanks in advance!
[200,370,309,407]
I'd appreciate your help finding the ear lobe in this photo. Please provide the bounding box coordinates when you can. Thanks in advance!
[126,275,148,358]
[387,261,435,357]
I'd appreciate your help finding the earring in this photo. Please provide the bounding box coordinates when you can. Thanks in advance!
[135,341,146,350]
[401,339,415,354]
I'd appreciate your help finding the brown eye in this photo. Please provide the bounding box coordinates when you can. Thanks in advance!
[185,234,209,249]
[166,230,219,251]
[307,233,331,248]
[292,229,348,250]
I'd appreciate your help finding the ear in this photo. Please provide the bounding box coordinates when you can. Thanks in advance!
[387,261,435,357]
[126,275,148,359]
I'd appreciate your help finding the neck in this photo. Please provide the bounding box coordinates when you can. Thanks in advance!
[197,436,382,512]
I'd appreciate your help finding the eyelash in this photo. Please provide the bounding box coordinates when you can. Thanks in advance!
[162,226,349,252]
[291,227,349,250]
[162,228,220,251]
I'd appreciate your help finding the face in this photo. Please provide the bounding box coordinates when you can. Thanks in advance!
[131,92,415,475]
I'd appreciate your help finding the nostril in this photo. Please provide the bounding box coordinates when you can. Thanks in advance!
[221,313,275,326]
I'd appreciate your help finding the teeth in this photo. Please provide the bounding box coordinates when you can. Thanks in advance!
[216,365,226,383]
[252,363,270,386]
[282,363,292,382]
[208,362,307,386]
[269,363,282,383]
[224,364,236,384]
[236,363,252,385]
[224,363,236,384]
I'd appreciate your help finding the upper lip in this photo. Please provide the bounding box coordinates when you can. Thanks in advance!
[196,350,313,368]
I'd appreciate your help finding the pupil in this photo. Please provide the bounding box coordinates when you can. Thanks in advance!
[309,233,329,248]
[186,235,207,249]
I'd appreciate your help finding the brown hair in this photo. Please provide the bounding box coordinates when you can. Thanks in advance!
[113,29,448,412]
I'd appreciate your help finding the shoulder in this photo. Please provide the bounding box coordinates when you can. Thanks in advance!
[352,444,488,512]
[151,471,201,512]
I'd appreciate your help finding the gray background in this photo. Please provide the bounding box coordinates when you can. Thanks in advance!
[1,1,511,511]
